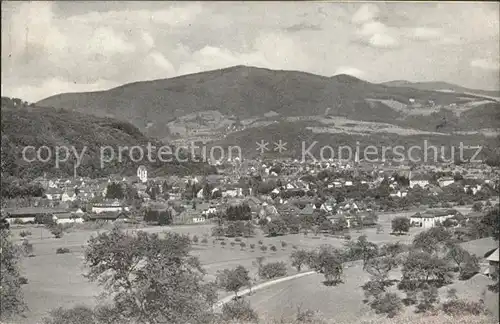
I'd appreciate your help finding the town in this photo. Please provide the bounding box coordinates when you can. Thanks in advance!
[2,159,499,230]
[1,2,499,324]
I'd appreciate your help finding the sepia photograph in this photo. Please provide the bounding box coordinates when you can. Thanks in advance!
[1,1,499,324]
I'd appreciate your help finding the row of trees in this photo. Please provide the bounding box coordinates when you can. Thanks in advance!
[212,221,255,238]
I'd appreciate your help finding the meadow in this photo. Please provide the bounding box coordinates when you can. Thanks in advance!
[9,210,493,324]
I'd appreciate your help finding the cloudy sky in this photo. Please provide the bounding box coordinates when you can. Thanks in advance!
[2,1,499,102]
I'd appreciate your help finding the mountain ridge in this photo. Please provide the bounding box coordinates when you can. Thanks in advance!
[36,65,498,141]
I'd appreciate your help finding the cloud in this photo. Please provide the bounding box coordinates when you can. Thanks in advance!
[368,33,399,49]
[411,27,442,41]
[352,4,380,25]
[355,21,399,49]
[1,78,119,102]
[352,6,399,49]
[471,59,500,71]
[67,3,203,27]
[1,2,500,102]
[333,66,365,78]
[284,22,322,32]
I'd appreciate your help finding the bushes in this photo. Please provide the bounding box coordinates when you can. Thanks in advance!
[21,239,35,257]
[370,292,403,318]
[192,235,199,244]
[19,230,32,238]
[281,241,288,249]
[56,247,71,254]
[42,305,96,324]
[230,242,236,248]
[201,238,208,244]
[234,237,242,242]
[221,298,258,323]
[269,245,277,252]
[250,244,255,250]
[240,242,246,249]
[442,299,488,316]
[258,240,263,245]
[258,261,287,280]
[49,224,64,238]
[260,245,268,252]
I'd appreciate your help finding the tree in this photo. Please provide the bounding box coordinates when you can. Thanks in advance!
[42,305,97,324]
[332,216,348,233]
[258,261,287,279]
[479,207,500,241]
[370,292,403,318]
[83,228,216,323]
[290,249,310,272]
[0,231,27,319]
[242,221,255,238]
[157,210,172,226]
[391,217,410,235]
[416,284,440,313]
[344,235,379,269]
[399,251,453,292]
[225,221,245,237]
[263,219,288,237]
[202,183,212,200]
[412,227,452,254]
[308,245,344,285]
[211,225,225,240]
[21,239,34,257]
[216,265,251,297]
[365,256,399,282]
[105,182,124,200]
[472,202,483,212]
[459,254,480,280]
[379,242,405,259]
[445,243,470,273]
[221,298,258,323]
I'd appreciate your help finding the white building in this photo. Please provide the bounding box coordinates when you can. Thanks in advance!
[92,200,129,214]
[409,172,430,189]
[137,165,148,183]
[438,177,454,188]
[410,209,458,228]
[61,191,76,202]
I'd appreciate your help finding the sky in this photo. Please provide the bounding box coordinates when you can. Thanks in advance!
[1,1,499,102]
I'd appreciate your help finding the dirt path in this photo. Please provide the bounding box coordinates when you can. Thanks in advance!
[213,270,316,310]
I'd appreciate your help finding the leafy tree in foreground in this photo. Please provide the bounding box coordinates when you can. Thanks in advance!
[391,217,410,235]
[308,245,344,285]
[399,250,453,296]
[344,234,379,269]
[412,227,452,254]
[416,284,440,313]
[42,305,96,324]
[221,298,258,323]
[445,243,471,273]
[370,292,403,318]
[0,230,27,320]
[216,265,251,297]
[83,228,216,324]
[258,261,287,280]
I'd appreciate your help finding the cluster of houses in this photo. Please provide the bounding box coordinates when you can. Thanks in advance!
[2,158,498,227]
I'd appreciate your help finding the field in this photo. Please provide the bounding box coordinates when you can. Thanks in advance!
[8,210,492,324]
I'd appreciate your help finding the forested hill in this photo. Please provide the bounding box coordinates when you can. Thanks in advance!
[1,98,216,179]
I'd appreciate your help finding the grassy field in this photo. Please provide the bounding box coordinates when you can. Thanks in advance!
[5,211,454,323]
[245,261,498,323]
